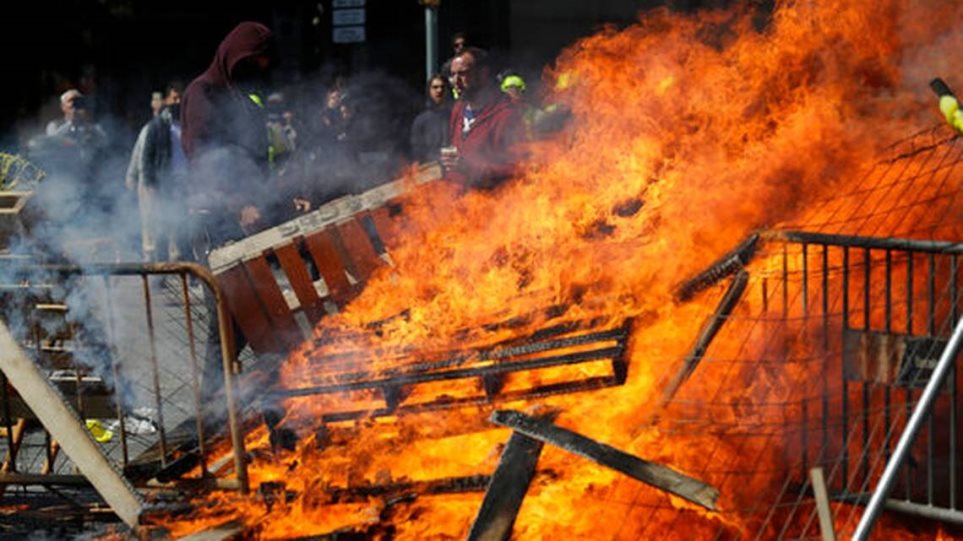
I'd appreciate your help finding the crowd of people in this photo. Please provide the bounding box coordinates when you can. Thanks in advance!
[17,21,574,412]
[26,23,563,268]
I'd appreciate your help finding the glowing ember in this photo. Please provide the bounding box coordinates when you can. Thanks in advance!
[167,1,963,538]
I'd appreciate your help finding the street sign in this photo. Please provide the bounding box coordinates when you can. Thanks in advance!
[333,0,365,7]
[332,8,366,26]
[333,26,366,44]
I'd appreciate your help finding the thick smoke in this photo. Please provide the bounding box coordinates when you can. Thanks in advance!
[0,64,453,411]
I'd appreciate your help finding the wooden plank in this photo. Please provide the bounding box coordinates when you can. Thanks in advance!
[658,270,749,410]
[0,321,143,527]
[368,204,405,252]
[273,242,324,323]
[178,520,246,541]
[215,265,279,354]
[303,229,352,302]
[335,218,384,283]
[241,257,303,350]
[809,467,837,541]
[491,410,719,511]
[467,425,549,541]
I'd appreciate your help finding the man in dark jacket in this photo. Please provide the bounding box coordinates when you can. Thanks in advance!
[440,47,525,189]
[139,82,187,262]
[181,21,279,250]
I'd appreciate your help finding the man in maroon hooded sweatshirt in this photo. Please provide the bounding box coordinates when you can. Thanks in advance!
[181,21,279,250]
[441,47,525,189]
[181,22,278,404]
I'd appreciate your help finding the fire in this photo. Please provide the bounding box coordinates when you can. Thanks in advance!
[169,0,963,538]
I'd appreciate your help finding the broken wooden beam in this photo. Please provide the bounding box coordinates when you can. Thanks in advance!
[491,409,719,511]
[0,321,143,527]
[674,233,758,302]
[658,269,749,409]
[467,418,551,541]
[325,474,490,504]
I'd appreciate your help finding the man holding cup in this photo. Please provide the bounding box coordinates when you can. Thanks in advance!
[440,47,525,190]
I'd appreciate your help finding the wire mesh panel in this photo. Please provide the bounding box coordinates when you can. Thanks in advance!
[0,260,250,515]
[590,126,963,541]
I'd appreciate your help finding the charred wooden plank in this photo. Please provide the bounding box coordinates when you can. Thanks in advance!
[467,418,551,541]
[316,373,621,424]
[490,410,719,511]
[674,233,758,302]
[276,345,623,399]
[175,520,246,541]
[658,270,749,409]
[326,474,490,504]
[310,323,629,381]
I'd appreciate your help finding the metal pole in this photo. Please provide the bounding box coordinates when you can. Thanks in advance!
[852,314,963,540]
[425,6,438,81]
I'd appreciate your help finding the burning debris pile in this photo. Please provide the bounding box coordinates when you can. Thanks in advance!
[157,0,963,539]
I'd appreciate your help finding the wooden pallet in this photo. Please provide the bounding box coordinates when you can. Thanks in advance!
[208,164,441,355]
[0,191,32,249]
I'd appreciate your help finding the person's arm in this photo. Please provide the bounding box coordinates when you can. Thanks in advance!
[125,126,148,190]
[141,121,160,187]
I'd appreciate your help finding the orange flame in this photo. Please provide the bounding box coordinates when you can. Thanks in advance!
[168,1,963,538]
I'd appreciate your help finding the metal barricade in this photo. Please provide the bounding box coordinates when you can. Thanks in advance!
[0,259,249,511]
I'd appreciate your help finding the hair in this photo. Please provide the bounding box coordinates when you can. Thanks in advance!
[60,89,82,104]
[426,73,447,92]
[165,81,184,97]
[458,47,490,71]
[451,32,468,45]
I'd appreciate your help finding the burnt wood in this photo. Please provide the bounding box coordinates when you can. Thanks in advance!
[658,270,749,409]
[326,474,490,504]
[674,233,758,302]
[467,420,551,541]
[491,410,719,511]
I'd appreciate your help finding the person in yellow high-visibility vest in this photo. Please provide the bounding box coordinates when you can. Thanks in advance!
[931,78,963,133]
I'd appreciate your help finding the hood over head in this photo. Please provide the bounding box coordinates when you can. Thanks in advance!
[206,21,279,88]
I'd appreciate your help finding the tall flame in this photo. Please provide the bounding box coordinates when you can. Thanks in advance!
[172,1,963,538]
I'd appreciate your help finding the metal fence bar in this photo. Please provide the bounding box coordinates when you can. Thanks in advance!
[768,231,963,255]
[851,314,963,540]
[822,244,830,465]
[883,250,893,466]
[952,255,959,510]
[103,276,129,468]
[928,253,936,505]
[842,246,850,487]
[802,243,809,315]
[141,274,168,467]
[861,248,871,485]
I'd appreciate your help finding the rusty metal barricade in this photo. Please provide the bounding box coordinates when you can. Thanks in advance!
[0,258,249,522]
